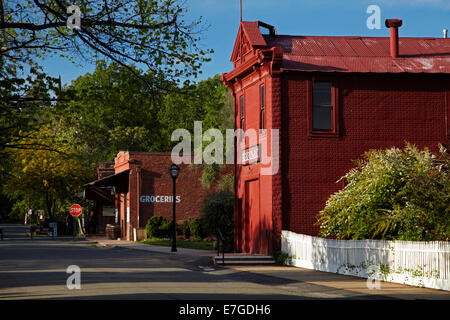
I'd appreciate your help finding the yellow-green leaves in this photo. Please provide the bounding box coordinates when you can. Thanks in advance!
[318,143,450,241]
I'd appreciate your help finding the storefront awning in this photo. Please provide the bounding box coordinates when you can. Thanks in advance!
[84,169,130,202]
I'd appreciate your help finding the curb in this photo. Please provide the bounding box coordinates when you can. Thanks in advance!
[95,240,216,257]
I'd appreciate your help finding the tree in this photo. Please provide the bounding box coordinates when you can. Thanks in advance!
[0,60,63,221]
[0,60,61,152]
[56,60,172,164]
[0,0,211,84]
[59,69,234,167]
[158,75,234,188]
[201,190,234,250]
[3,126,93,220]
[157,75,232,149]
[317,143,450,241]
[1,0,212,154]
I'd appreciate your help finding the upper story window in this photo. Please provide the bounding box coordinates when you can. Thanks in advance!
[260,85,265,130]
[312,82,333,131]
[240,95,245,133]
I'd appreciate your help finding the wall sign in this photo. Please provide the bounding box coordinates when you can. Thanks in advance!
[102,206,115,217]
[241,144,261,166]
[140,195,181,204]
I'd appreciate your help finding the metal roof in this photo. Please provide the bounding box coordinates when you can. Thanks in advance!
[264,34,450,74]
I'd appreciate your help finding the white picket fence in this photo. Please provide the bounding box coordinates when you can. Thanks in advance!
[281,230,450,291]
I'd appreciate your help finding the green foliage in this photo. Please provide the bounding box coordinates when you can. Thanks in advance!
[201,164,221,189]
[157,74,233,153]
[0,61,60,152]
[164,219,176,238]
[317,143,450,241]
[176,217,206,239]
[201,165,234,191]
[145,216,170,239]
[217,173,234,193]
[58,61,171,164]
[1,0,233,222]
[1,0,212,83]
[188,217,207,240]
[58,67,233,167]
[0,59,91,222]
[179,220,191,239]
[272,251,292,266]
[201,190,234,251]
[2,126,93,220]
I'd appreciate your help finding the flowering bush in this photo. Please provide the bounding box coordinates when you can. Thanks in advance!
[317,143,449,241]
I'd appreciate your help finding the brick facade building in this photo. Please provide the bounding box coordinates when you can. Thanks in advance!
[86,152,225,240]
[222,20,450,254]
[85,162,116,234]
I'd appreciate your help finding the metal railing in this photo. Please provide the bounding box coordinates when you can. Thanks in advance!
[266,229,272,255]
[217,228,225,266]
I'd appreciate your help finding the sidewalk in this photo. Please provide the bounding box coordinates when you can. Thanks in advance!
[94,238,217,257]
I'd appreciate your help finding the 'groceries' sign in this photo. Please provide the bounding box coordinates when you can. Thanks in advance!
[241,144,261,165]
[140,195,181,203]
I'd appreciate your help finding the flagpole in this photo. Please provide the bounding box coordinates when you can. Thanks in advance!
[240,0,242,22]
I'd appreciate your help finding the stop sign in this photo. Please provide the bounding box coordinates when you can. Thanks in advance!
[70,204,82,217]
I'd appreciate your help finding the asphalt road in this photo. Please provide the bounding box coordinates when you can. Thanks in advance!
[0,224,449,301]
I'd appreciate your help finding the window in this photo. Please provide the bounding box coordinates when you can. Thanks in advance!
[260,85,265,130]
[240,95,245,133]
[312,82,333,131]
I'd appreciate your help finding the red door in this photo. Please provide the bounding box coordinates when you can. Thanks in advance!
[245,179,264,254]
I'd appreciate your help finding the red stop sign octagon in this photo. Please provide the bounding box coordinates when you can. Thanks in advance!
[70,204,82,217]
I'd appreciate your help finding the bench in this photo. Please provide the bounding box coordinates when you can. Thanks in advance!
[30,226,54,240]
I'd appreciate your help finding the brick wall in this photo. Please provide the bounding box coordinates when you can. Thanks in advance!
[114,152,232,239]
[282,73,449,236]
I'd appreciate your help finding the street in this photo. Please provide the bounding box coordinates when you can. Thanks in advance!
[0,225,449,300]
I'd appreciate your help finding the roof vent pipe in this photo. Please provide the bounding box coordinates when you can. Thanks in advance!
[385,19,403,58]
[444,29,448,39]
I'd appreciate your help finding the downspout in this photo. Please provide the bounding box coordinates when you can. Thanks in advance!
[137,167,141,228]
[446,90,449,141]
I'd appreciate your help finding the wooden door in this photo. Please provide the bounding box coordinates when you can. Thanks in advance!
[245,179,262,254]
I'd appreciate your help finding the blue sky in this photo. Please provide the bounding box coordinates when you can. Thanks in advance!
[41,0,450,85]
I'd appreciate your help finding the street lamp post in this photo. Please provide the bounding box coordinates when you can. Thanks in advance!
[169,163,180,252]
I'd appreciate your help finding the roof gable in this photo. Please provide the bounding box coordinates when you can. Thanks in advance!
[230,21,269,65]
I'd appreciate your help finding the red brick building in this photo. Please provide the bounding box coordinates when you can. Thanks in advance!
[85,152,223,240]
[84,162,116,233]
[222,20,450,254]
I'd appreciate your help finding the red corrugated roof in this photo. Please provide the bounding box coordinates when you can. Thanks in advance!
[264,35,450,74]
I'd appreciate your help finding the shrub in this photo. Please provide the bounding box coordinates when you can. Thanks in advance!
[188,217,207,240]
[162,219,174,238]
[201,190,234,250]
[272,251,292,266]
[145,216,170,239]
[179,220,191,239]
[317,143,450,241]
